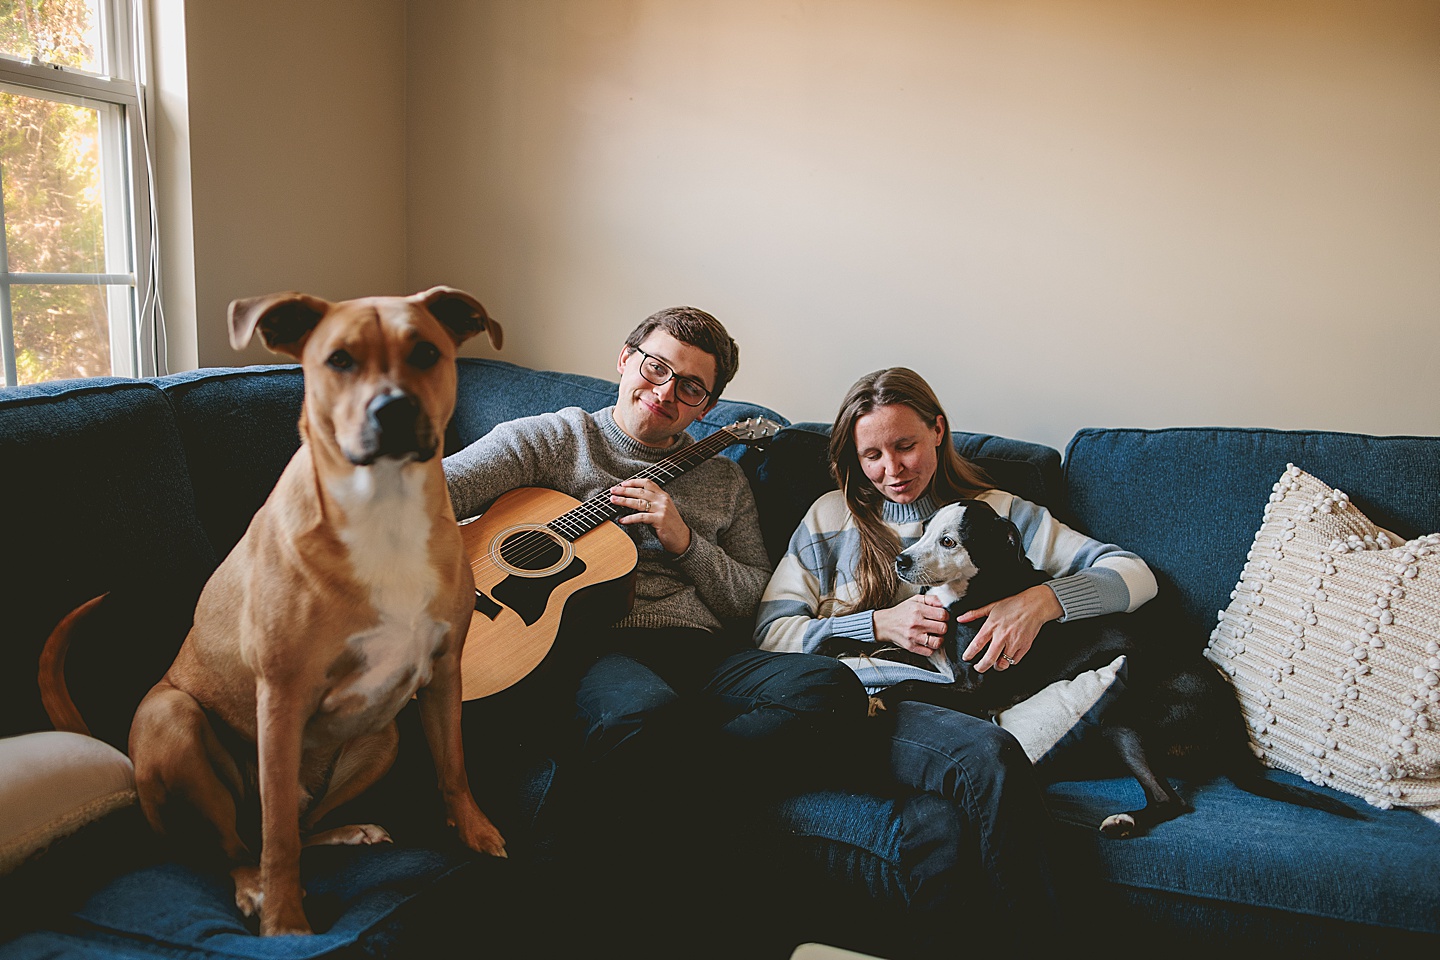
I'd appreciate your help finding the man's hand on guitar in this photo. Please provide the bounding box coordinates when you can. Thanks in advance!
[612,480,691,555]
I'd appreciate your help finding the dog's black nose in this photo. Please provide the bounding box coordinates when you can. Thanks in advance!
[895,553,913,574]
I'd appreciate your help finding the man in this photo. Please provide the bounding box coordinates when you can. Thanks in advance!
[445,305,863,812]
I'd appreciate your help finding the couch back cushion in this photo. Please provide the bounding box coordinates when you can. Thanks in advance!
[453,359,620,443]
[1063,426,1440,635]
[159,366,307,561]
[163,359,789,559]
[750,422,1066,565]
[452,358,788,452]
[0,379,215,747]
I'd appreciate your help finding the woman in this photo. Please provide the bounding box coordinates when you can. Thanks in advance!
[755,366,1157,929]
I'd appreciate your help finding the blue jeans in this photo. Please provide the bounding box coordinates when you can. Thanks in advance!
[573,626,866,790]
[557,628,869,956]
[887,701,1061,931]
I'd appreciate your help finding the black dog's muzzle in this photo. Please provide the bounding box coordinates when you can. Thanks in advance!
[894,552,915,577]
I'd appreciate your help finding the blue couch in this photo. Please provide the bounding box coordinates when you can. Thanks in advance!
[1,358,1436,959]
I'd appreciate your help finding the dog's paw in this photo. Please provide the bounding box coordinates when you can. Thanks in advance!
[1099,813,1137,839]
[866,696,889,718]
[233,865,313,935]
[306,822,392,846]
[231,865,263,917]
[450,809,508,859]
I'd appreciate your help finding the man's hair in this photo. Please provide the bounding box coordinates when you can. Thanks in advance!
[623,306,739,403]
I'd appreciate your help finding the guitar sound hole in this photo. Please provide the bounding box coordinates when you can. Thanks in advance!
[500,529,565,572]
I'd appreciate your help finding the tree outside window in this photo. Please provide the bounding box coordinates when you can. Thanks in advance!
[0,0,154,387]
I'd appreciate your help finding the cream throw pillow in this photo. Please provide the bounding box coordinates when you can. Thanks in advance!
[1205,464,1440,822]
[0,731,137,876]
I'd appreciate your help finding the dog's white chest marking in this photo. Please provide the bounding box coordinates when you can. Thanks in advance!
[929,578,974,609]
[317,461,448,737]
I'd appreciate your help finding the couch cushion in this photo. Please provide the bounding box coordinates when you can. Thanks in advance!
[749,423,1065,565]
[1062,427,1440,634]
[1045,769,1440,945]
[158,366,306,561]
[0,849,505,960]
[452,358,787,455]
[0,378,215,747]
[453,359,618,446]
[0,737,558,960]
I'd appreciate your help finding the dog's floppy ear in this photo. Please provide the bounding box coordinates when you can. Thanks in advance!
[966,500,1026,563]
[413,286,503,350]
[228,292,332,358]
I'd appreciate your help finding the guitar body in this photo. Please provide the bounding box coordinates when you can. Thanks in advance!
[459,486,638,701]
[453,416,781,701]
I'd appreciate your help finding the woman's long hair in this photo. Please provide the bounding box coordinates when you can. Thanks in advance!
[829,367,992,613]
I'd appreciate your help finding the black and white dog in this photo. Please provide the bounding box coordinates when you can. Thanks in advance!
[817,499,1360,837]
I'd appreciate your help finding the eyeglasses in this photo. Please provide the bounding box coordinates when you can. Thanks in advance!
[629,347,712,407]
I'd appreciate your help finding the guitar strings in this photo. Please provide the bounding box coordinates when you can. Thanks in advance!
[481,441,720,572]
[473,456,699,574]
[468,424,758,577]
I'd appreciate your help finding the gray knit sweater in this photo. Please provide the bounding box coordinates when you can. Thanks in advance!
[443,406,772,634]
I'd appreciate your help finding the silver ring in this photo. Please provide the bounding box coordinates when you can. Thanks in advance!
[1000,655,1016,666]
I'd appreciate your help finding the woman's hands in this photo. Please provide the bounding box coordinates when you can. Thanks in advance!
[873,585,1062,668]
[872,593,950,656]
[957,583,1063,672]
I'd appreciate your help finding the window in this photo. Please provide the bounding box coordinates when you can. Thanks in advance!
[0,0,156,387]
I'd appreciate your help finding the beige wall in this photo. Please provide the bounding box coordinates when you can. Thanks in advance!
[171,0,1439,453]
[174,0,408,367]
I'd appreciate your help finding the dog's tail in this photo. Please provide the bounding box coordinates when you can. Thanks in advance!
[38,593,107,737]
[1230,763,1366,820]
[1203,664,1368,821]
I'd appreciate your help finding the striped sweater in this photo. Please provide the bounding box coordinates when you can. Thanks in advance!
[754,488,1157,693]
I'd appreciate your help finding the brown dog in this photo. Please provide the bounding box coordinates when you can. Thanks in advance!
[42,287,507,935]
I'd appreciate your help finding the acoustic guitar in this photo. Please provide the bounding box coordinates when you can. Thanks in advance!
[457,416,782,700]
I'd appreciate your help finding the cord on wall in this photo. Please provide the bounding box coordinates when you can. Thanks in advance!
[130,0,166,376]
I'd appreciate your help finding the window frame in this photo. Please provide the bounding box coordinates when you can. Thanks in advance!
[0,0,156,386]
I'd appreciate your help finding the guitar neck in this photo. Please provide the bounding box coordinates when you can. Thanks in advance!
[549,427,740,541]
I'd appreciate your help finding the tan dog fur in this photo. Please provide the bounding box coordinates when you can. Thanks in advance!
[51,287,506,936]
